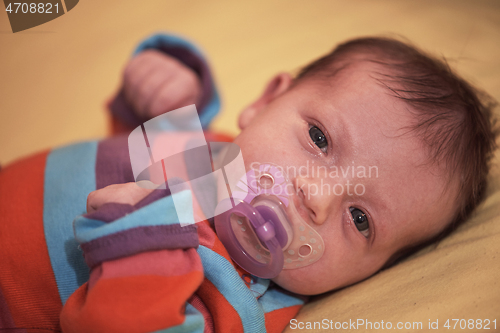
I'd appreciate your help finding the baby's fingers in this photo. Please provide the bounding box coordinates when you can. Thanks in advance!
[86,183,153,213]
[132,69,174,118]
[148,70,202,118]
[123,51,160,107]
[122,49,202,119]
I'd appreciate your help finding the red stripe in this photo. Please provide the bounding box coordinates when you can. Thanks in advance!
[197,279,244,333]
[265,305,302,332]
[61,272,203,333]
[87,249,202,290]
[203,131,234,143]
[0,151,62,329]
[0,287,16,328]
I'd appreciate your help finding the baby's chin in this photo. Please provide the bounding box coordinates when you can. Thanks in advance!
[271,268,333,296]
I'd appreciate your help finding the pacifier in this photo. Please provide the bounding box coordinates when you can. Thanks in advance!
[214,164,325,279]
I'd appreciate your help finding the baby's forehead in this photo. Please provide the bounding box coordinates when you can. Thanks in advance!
[297,61,410,121]
[327,58,395,87]
[295,60,400,109]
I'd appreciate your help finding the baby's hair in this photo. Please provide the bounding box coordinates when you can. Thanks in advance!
[296,36,498,229]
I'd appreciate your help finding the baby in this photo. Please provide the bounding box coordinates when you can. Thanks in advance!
[0,35,496,333]
[93,36,497,295]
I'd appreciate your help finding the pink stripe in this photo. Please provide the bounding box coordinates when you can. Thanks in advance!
[90,248,202,286]
[189,294,214,333]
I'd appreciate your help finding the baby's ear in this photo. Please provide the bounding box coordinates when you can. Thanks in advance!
[238,73,293,129]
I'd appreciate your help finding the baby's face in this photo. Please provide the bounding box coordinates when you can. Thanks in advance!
[233,62,459,295]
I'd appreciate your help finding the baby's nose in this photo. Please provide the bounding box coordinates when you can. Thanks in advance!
[294,176,335,225]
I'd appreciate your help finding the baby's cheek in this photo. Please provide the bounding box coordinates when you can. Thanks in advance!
[271,265,335,295]
[271,270,307,294]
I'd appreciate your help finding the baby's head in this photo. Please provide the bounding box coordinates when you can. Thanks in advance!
[232,37,497,295]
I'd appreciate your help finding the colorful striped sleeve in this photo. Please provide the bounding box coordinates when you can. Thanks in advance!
[109,33,221,134]
[59,189,206,333]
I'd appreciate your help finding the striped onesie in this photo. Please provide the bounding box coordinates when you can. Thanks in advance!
[0,34,304,333]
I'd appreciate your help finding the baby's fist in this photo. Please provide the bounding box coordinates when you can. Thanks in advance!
[122,49,202,119]
[86,183,153,213]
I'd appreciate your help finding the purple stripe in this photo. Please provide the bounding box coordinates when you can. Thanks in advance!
[80,224,198,269]
[95,136,136,189]
[134,187,171,208]
[109,46,214,129]
[80,187,197,269]
[84,202,135,223]
[109,89,144,129]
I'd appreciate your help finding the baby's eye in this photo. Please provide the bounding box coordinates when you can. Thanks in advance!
[309,126,328,153]
[350,207,370,238]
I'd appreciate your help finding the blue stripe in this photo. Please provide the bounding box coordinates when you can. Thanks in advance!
[153,303,204,333]
[258,288,305,313]
[43,142,97,304]
[74,190,193,243]
[197,246,266,333]
[133,33,221,129]
[134,34,204,58]
[249,276,270,298]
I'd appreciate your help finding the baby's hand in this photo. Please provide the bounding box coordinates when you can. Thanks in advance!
[122,49,202,119]
[86,183,153,213]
